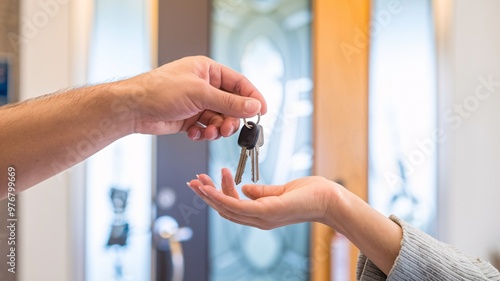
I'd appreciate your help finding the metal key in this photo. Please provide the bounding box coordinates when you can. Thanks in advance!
[251,125,264,183]
[234,121,260,184]
[234,147,248,185]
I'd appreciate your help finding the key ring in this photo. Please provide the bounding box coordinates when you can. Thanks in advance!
[243,112,261,129]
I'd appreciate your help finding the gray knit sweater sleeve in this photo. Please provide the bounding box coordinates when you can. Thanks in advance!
[356,215,500,281]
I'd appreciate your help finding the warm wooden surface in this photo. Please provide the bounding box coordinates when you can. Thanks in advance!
[311,0,370,280]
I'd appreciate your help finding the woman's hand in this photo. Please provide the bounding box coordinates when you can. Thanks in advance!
[187,168,342,229]
[187,168,403,275]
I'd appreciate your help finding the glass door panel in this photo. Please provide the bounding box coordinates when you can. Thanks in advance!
[210,0,313,280]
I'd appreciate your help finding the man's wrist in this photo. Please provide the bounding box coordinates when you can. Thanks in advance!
[106,77,147,136]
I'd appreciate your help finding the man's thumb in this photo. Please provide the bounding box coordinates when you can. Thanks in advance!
[205,89,262,118]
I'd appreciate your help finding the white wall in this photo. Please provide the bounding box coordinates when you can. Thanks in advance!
[440,0,500,261]
[18,0,90,280]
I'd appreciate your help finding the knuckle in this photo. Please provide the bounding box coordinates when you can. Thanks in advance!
[236,207,246,215]
[222,93,238,110]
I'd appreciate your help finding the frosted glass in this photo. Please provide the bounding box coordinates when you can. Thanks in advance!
[210,0,313,280]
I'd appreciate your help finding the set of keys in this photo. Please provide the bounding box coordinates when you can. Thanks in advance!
[234,114,263,185]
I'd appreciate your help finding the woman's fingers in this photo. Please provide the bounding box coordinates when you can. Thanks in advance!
[241,183,285,200]
[187,180,227,214]
[198,184,267,217]
[221,168,239,199]
[187,180,276,228]
[187,171,304,230]
[196,173,216,187]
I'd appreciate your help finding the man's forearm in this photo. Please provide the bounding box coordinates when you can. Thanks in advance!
[0,81,136,197]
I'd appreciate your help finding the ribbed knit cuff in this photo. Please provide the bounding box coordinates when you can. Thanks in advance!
[356,215,500,281]
[387,215,500,280]
[356,252,387,280]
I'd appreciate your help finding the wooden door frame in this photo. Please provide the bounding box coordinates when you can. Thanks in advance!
[311,0,371,280]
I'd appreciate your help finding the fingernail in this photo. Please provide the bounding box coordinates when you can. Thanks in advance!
[193,130,201,140]
[198,185,208,196]
[196,174,200,179]
[244,99,260,114]
[186,182,192,188]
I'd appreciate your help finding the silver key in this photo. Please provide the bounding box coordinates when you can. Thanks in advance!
[250,148,256,183]
[235,121,260,185]
[234,147,248,185]
[253,125,264,183]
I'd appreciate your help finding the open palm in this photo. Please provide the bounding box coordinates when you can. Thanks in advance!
[187,168,340,229]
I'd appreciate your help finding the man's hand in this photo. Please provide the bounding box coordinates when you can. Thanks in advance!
[123,56,267,140]
[0,56,267,194]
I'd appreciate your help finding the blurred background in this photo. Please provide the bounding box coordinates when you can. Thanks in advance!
[0,0,499,280]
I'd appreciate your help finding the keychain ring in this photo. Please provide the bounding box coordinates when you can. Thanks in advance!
[243,112,261,129]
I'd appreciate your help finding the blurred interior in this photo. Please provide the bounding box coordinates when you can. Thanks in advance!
[1,0,500,280]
